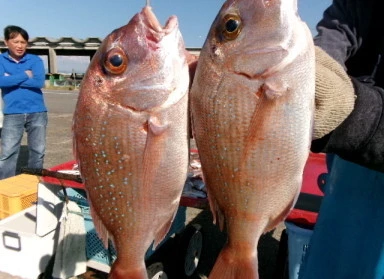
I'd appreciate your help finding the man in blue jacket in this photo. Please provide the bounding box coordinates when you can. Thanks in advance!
[0,25,48,179]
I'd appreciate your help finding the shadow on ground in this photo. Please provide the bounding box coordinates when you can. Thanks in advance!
[16,145,29,175]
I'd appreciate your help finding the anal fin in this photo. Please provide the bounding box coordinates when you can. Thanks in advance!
[153,206,179,249]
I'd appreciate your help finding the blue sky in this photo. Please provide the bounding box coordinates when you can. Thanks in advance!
[0,0,332,73]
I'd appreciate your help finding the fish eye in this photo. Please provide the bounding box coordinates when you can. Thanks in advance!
[110,55,123,67]
[103,48,128,75]
[226,18,239,33]
[222,14,242,41]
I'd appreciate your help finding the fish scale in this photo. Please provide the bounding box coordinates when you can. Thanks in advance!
[190,0,315,278]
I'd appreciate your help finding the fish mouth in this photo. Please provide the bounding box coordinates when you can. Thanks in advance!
[142,6,178,43]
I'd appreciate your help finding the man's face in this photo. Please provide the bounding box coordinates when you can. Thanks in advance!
[5,34,28,60]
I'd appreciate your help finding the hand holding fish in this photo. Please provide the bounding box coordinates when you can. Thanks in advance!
[312,46,355,140]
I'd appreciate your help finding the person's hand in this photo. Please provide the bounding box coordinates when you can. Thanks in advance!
[25,70,33,78]
[313,46,356,140]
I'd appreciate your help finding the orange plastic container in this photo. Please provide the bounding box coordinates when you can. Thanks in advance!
[0,174,39,219]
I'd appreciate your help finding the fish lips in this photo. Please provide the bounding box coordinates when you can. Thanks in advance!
[140,6,179,44]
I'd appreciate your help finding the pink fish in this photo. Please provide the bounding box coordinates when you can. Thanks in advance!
[73,5,190,279]
[190,0,315,278]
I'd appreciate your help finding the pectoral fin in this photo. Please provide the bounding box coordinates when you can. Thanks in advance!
[148,117,169,136]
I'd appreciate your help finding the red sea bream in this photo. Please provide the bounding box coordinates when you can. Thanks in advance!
[73,6,190,279]
[190,0,315,278]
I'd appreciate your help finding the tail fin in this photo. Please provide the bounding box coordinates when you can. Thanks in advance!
[209,246,259,279]
[109,261,148,279]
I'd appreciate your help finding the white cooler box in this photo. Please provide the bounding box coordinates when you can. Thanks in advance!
[0,205,59,278]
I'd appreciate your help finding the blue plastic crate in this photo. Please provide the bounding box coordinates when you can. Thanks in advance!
[58,188,186,266]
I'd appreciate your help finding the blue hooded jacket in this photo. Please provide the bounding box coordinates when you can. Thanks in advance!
[0,51,47,114]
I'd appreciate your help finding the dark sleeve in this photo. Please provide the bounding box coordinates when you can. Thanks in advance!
[311,0,384,172]
[313,0,361,67]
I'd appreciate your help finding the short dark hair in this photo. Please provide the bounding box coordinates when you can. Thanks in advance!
[4,25,29,42]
